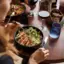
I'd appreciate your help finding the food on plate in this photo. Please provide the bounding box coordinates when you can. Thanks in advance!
[8,4,25,16]
[15,27,41,46]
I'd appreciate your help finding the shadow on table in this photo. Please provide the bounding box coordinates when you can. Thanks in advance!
[40,59,64,64]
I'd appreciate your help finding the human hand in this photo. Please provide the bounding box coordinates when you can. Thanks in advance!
[29,48,49,64]
[5,22,24,40]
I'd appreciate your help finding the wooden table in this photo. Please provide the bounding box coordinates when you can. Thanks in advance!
[9,1,64,64]
[26,0,64,63]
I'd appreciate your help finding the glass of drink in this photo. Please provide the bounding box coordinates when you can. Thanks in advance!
[51,9,63,23]
[49,22,61,39]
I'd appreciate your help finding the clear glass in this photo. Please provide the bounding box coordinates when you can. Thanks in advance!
[50,22,61,39]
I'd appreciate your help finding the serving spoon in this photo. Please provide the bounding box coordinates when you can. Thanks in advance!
[5,12,15,28]
[7,12,15,23]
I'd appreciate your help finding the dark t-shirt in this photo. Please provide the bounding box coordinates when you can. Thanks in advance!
[0,55,14,64]
[20,0,25,2]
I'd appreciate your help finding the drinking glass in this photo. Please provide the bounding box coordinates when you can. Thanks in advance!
[49,22,61,39]
[51,9,63,23]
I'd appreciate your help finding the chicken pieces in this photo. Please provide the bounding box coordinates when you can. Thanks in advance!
[18,31,32,46]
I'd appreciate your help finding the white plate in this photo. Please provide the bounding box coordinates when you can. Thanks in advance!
[38,11,50,17]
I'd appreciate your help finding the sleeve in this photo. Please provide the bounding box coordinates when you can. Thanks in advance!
[20,0,25,2]
[0,55,14,64]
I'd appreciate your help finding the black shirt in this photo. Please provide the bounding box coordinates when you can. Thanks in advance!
[20,0,25,2]
[0,55,14,64]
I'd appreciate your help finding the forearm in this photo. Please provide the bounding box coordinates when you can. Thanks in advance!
[28,48,49,64]
[0,0,11,20]
[28,57,38,64]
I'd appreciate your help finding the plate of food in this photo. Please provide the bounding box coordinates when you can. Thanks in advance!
[6,4,27,23]
[14,25,43,53]
[8,4,26,17]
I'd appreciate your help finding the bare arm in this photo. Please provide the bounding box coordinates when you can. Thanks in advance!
[28,48,49,64]
[0,0,11,21]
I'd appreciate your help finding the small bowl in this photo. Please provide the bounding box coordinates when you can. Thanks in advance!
[14,25,43,53]
[6,4,27,24]
[51,9,63,22]
[38,11,50,18]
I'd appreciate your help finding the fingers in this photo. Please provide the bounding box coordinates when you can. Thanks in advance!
[44,52,49,59]
[5,23,15,28]
[39,48,49,54]
[43,50,49,54]
[33,48,49,58]
[4,23,11,28]
[30,48,49,64]
[39,48,45,51]
[5,24,8,28]
[39,48,49,59]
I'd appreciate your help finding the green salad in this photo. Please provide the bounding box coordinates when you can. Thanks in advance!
[25,27,41,45]
[15,27,41,46]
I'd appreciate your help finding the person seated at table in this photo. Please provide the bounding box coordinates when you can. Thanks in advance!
[0,25,49,64]
[0,0,49,64]
[0,32,49,64]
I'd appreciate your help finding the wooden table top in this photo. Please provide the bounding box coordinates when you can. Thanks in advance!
[7,1,64,63]
[27,0,64,61]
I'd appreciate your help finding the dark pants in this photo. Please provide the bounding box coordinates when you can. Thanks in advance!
[0,55,14,64]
